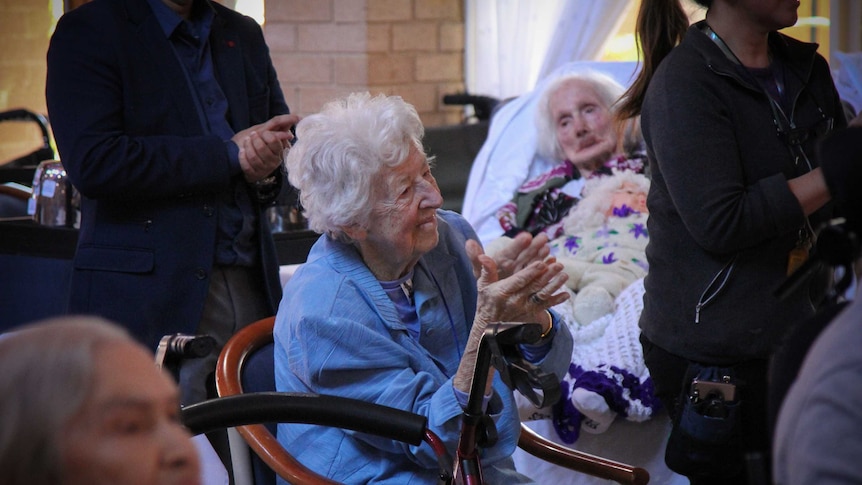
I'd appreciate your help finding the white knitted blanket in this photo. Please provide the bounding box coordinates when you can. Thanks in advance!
[558,278,647,389]
[517,278,658,442]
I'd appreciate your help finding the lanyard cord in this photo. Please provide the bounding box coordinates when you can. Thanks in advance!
[700,23,822,173]
[700,24,821,259]
[700,24,788,119]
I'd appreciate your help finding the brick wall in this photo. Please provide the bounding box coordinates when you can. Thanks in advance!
[0,0,468,166]
[0,1,54,165]
[265,0,466,127]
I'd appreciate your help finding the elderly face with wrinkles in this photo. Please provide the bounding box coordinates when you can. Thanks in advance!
[551,79,617,176]
[60,340,200,485]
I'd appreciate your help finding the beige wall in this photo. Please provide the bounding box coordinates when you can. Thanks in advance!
[2,0,860,166]
[0,1,54,165]
[266,0,466,126]
[0,0,466,166]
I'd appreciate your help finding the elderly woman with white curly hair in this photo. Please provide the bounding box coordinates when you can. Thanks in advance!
[274,92,574,483]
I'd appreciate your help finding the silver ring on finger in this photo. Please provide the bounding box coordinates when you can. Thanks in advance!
[529,293,543,305]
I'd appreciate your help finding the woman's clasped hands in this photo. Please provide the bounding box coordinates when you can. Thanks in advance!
[467,232,569,334]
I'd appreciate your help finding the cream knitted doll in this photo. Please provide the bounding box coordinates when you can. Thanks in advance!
[548,171,650,326]
[484,171,650,326]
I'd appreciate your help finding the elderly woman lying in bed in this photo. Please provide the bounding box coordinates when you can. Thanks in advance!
[470,64,684,484]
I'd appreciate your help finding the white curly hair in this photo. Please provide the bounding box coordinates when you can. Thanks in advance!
[284,92,425,242]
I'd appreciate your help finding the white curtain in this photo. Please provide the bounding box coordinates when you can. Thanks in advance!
[465,0,565,100]
[536,0,632,81]
[465,0,634,100]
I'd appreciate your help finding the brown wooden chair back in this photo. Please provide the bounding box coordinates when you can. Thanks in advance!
[216,316,649,485]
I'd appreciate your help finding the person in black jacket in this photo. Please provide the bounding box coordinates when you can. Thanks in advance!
[615,0,846,483]
[46,0,298,405]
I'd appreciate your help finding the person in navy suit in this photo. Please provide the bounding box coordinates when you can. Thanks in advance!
[46,0,298,405]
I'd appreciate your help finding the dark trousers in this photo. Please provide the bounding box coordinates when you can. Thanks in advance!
[640,335,770,485]
[178,264,271,405]
[179,264,272,485]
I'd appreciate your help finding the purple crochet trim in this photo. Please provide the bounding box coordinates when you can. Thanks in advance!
[551,363,661,444]
[552,378,584,443]
[610,365,662,412]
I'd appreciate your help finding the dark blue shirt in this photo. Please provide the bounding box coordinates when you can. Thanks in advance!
[148,0,258,266]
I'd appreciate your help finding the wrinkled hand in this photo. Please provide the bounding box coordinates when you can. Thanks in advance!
[471,251,568,330]
[233,114,300,183]
[467,232,550,280]
[453,250,569,395]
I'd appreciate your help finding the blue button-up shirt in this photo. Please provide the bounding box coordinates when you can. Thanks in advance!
[147,0,257,266]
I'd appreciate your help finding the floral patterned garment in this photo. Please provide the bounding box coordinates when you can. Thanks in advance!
[497,154,647,240]
[549,207,650,275]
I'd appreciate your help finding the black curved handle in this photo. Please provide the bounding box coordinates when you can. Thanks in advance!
[181,392,428,446]
[0,109,50,141]
[486,322,562,409]
[441,93,500,121]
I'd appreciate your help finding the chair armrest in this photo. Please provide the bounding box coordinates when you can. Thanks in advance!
[233,422,336,485]
[517,423,650,485]
[183,392,430,485]
[0,183,31,201]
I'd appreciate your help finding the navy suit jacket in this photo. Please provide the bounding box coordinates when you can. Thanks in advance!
[46,0,289,350]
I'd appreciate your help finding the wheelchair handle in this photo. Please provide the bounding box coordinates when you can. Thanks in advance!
[182,392,428,446]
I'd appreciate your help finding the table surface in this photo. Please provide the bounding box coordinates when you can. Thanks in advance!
[0,220,319,331]
[0,219,318,265]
